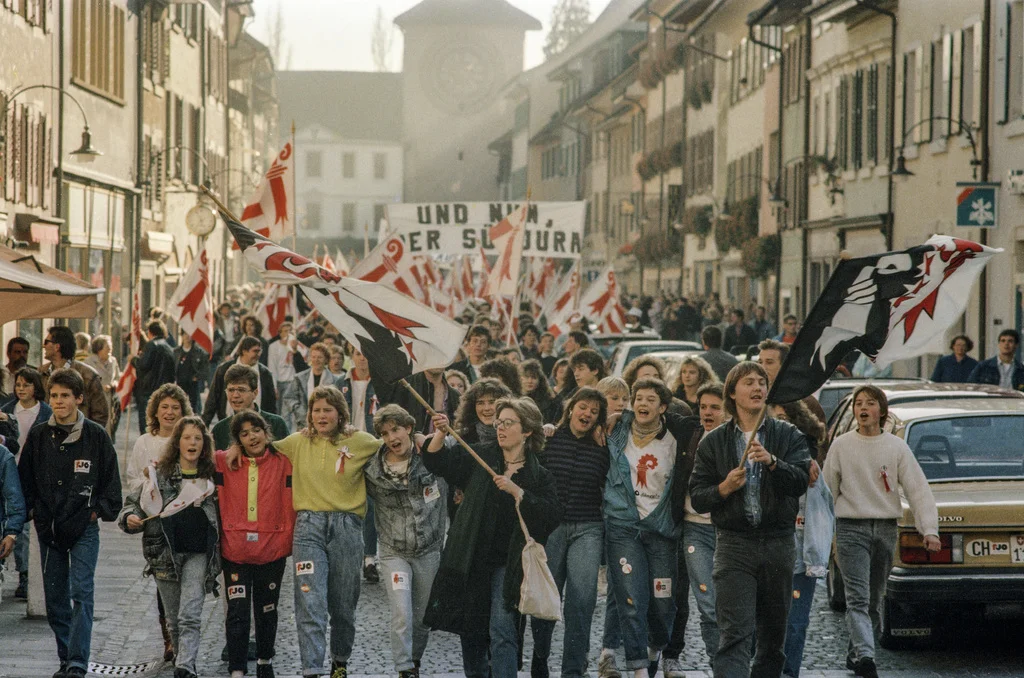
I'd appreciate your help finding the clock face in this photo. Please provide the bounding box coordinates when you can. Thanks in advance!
[186,205,217,237]
[421,38,502,116]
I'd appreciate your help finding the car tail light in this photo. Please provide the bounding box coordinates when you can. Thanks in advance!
[899,533,963,564]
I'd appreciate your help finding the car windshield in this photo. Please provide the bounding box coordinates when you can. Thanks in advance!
[819,387,855,421]
[905,415,1024,481]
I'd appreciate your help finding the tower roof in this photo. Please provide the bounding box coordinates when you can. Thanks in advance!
[394,0,542,31]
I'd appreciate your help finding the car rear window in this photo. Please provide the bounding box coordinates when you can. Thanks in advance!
[904,415,1024,481]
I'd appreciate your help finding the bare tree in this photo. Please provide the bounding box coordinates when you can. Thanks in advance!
[544,0,591,59]
[371,6,394,72]
[265,0,292,70]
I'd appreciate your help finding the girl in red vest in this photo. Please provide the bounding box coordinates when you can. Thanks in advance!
[215,411,297,678]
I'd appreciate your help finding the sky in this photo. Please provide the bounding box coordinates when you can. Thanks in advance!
[248,0,614,72]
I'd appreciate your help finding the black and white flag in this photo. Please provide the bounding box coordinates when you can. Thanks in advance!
[221,210,466,385]
[770,235,1000,404]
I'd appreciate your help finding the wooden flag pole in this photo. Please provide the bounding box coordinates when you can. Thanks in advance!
[399,378,497,479]
[737,406,769,469]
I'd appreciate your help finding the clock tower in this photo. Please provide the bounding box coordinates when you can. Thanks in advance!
[396,0,541,203]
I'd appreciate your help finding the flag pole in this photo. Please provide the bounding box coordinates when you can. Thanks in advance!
[737,406,769,468]
[399,379,497,479]
[202,185,243,223]
[291,119,297,252]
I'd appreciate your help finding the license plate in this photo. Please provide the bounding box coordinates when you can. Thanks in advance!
[1013,535,1024,563]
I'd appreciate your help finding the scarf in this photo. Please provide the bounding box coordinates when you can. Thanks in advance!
[630,415,664,448]
[474,421,498,447]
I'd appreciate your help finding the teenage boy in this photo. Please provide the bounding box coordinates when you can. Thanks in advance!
[40,326,109,427]
[18,368,122,678]
[968,329,1024,390]
[823,385,938,678]
[204,337,278,425]
[449,325,491,384]
[689,362,810,678]
[211,364,291,450]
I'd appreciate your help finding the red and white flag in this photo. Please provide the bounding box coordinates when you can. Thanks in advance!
[256,284,297,339]
[114,283,143,410]
[167,247,215,356]
[233,142,294,248]
[222,211,467,385]
[481,203,528,298]
[526,258,557,310]
[334,248,351,276]
[543,268,581,336]
[452,255,475,303]
[318,251,337,274]
[477,247,492,298]
[350,236,420,300]
[152,478,216,519]
[580,266,629,333]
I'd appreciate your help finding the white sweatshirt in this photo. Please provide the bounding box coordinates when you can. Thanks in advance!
[823,430,939,537]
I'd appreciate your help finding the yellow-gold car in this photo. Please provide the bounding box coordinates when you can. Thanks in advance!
[823,384,1024,648]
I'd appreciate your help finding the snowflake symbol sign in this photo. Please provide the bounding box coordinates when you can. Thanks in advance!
[969,198,994,225]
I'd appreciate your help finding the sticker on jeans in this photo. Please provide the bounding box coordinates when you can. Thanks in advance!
[621,564,632,575]
[228,585,246,600]
[687,545,695,554]
[795,515,805,529]
[230,573,239,582]
[793,589,801,599]
[74,459,91,473]
[296,560,315,576]
[391,572,411,590]
[619,557,627,565]
[269,582,276,590]
[423,482,441,504]
[699,583,707,593]
[263,603,275,612]
[247,532,259,542]
[653,578,672,598]
[300,584,311,593]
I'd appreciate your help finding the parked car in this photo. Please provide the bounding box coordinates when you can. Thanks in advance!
[591,330,660,360]
[823,384,1024,648]
[817,377,930,423]
[608,340,703,377]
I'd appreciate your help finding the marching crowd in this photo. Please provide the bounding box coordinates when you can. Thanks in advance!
[0,290,960,678]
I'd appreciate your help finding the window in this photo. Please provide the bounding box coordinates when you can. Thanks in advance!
[997,1,1024,122]
[837,77,848,169]
[784,33,806,106]
[306,151,322,178]
[824,91,832,158]
[306,202,322,230]
[866,65,879,165]
[342,203,356,232]
[207,31,227,103]
[143,5,170,88]
[684,130,714,197]
[374,152,387,180]
[190,105,202,185]
[173,3,199,41]
[962,25,978,128]
[1,98,51,209]
[71,0,125,101]
[902,48,920,142]
[852,70,863,170]
[374,204,387,230]
[6,0,47,27]
[342,152,355,179]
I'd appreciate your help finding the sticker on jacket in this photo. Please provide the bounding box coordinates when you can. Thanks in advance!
[247,532,259,542]
[423,482,440,504]
[296,561,315,576]
[74,460,91,473]
[653,578,672,598]
[391,572,410,590]
[228,585,246,600]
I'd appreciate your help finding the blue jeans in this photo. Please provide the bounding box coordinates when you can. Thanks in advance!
[605,524,678,670]
[378,547,441,672]
[363,497,378,558]
[712,531,794,678]
[155,552,208,675]
[460,566,519,678]
[14,522,29,574]
[39,521,100,672]
[293,510,364,676]
[602,529,622,650]
[835,518,897,663]
[531,521,604,677]
[782,571,818,677]
[682,521,719,662]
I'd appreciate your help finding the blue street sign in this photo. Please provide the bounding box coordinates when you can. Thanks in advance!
[955,182,1000,228]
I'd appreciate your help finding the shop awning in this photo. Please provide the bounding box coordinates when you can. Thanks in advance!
[0,244,104,325]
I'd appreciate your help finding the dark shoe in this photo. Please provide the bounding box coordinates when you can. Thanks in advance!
[531,656,549,678]
[15,572,28,599]
[398,669,419,678]
[330,662,348,678]
[65,668,87,678]
[249,639,259,660]
[173,669,198,678]
[51,663,68,678]
[221,642,230,661]
[846,655,857,671]
[257,663,276,678]
[362,561,380,583]
[854,657,879,678]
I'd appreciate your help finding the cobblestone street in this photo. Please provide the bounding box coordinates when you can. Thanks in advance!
[2,412,1023,677]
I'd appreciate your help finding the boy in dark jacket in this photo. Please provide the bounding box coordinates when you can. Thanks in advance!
[18,368,122,678]
[689,361,810,678]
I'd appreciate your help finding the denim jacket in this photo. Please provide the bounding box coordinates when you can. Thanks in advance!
[0,446,26,538]
[794,476,835,577]
[364,445,448,558]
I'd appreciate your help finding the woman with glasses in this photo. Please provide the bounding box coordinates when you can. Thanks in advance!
[424,398,562,678]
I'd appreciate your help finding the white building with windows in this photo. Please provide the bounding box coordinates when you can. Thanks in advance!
[278,72,404,260]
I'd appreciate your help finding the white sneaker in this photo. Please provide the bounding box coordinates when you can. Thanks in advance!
[598,651,622,678]
[662,656,685,678]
